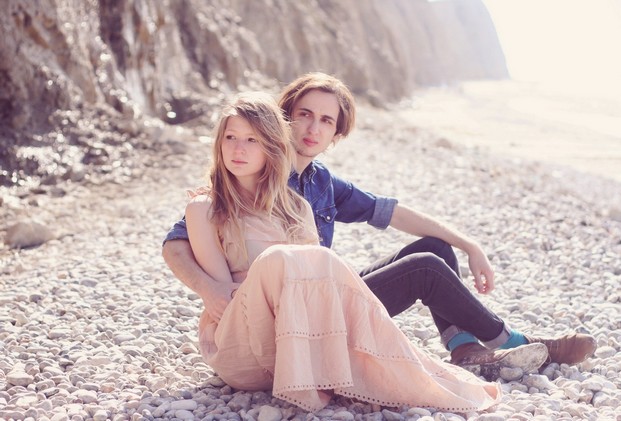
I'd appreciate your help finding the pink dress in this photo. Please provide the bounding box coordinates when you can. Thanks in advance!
[197,216,501,412]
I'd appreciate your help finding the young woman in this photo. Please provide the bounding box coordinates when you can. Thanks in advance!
[185,92,501,413]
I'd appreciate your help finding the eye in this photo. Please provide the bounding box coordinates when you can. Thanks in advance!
[225,134,235,141]
[248,137,258,143]
[322,118,334,126]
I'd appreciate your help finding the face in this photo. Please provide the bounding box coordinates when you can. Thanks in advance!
[221,116,267,191]
[290,89,341,160]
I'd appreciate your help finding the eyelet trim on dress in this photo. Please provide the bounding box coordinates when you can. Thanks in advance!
[273,385,488,413]
[275,330,348,339]
[336,389,484,414]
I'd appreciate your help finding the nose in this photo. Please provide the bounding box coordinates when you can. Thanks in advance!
[308,118,320,134]
[233,139,245,153]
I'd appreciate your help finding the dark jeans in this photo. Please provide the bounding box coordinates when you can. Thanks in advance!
[359,237,505,343]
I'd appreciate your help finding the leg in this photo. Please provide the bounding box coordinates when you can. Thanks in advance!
[361,250,505,341]
[360,236,461,278]
[360,237,467,327]
[359,239,596,367]
[359,240,550,376]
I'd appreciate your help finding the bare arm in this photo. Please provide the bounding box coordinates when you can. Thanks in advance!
[162,239,215,297]
[389,203,495,294]
[162,238,237,321]
[162,195,238,321]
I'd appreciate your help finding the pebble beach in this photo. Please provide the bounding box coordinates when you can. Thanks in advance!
[1,85,621,420]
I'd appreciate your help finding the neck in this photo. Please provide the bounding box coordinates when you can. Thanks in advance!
[236,177,258,196]
[294,155,313,174]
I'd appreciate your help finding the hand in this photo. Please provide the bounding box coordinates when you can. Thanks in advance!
[467,244,495,294]
[186,186,210,199]
[200,281,238,322]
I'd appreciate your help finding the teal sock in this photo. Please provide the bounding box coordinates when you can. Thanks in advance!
[499,330,528,350]
[447,332,479,351]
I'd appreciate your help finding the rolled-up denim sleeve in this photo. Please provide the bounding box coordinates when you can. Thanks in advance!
[332,172,397,229]
[368,196,398,229]
[162,217,189,246]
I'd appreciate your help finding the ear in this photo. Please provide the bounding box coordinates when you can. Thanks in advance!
[331,134,343,145]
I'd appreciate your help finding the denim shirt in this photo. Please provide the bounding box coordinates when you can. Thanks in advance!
[163,160,397,248]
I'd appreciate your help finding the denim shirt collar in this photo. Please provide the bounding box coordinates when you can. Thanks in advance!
[290,161,319,193]
[288,161,334,247]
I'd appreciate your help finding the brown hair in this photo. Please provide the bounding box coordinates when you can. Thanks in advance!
[278,72,356,140]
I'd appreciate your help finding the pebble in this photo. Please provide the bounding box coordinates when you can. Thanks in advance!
[169,399,198,411]
[595,345,617,358]
[522,374,556,391]
[4,220,55,249]
[93,410,109,421]
[258,405,282,421]
[174,409,195,420]
[499,366,524,382]
[7,371,34,387]
[381,409,403,420]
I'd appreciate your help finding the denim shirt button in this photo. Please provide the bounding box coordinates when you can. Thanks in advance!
[326,216,331,221]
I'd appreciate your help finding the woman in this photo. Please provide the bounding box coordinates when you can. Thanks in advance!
[185,92,501,412]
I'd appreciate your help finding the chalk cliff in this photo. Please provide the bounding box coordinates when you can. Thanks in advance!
[0,0,506,188]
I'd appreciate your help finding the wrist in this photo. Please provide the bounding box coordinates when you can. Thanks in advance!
[461,239,482,256]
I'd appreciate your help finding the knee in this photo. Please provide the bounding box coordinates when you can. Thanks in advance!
[409,237,455,258]
[256,244,324,263]
[256,244,289,262]
[402,251,447,271]
[398,253,462,287]
[253,244,331,275]
[403,237,459,275]
[252,245,290,277]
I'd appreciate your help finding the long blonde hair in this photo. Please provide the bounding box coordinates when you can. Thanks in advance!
[206,92,316,251]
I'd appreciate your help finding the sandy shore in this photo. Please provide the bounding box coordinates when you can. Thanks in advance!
[401,80,621,184]
[1,87,621,420]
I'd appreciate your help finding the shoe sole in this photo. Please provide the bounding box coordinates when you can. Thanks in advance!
[461,342,549,381]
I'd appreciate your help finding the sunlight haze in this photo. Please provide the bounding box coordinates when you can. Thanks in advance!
[483,0,621,96]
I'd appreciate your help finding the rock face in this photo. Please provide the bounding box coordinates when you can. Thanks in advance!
[0,0,506,188]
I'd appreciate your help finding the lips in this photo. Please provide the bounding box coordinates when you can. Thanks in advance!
[302,137,318,147]
[231,159,247,164]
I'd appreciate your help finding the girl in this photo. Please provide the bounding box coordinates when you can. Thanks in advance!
[185,92,501,413]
